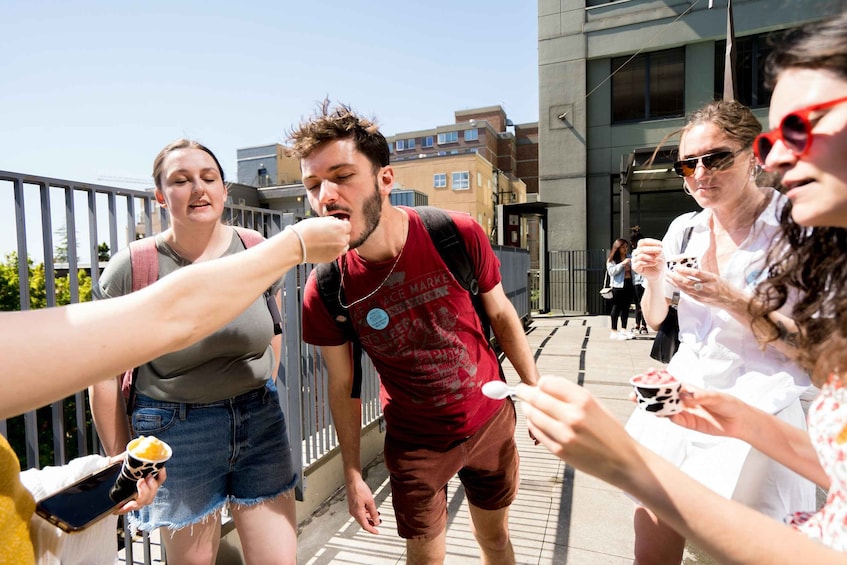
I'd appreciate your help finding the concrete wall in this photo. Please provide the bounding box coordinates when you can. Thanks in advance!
[537,0,844,252]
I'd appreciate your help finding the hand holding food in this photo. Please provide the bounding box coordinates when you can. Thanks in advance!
[630,238,665,281]
[630,368,683,417]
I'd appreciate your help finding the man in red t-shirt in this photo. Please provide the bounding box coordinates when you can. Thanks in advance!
[289,101,539,564]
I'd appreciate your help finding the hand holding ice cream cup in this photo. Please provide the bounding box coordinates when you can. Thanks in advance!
[109,435,172,502]
[665,254,700,273]
[630,368,683,417]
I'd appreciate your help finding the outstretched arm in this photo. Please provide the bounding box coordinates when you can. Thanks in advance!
[1,216,350,420]
[517,377,843,565]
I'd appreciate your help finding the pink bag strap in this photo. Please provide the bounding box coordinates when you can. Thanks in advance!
[122,237,159,406]
[232,226,264,248]
[128,237,160,292]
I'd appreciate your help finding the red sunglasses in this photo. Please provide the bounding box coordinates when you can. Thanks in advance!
[754,95,847,166]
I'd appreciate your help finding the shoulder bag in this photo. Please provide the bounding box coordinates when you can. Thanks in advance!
[599,270,613,300]
[649,223,695,363]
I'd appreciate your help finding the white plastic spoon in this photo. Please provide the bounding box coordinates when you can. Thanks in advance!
[482,380,517,400]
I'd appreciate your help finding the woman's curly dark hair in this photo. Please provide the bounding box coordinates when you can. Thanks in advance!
[750,14,847,385]
[751,203,847,384]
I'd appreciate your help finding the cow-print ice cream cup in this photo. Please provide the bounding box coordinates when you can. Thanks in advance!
[109,436,172,502]
[630,371,684,417]
[666,254,699,273]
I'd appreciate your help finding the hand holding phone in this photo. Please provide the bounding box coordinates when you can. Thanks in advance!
[35,462,133,533]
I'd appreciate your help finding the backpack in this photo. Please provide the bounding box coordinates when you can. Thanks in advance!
[121,226,282,411]
[314,206,502,399]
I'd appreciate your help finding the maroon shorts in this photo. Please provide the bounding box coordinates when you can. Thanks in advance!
[383,400,519,539]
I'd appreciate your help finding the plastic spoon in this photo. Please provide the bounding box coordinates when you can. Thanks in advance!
[482,380,517,400]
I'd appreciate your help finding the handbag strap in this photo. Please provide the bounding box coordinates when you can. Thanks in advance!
[670,223,696,307]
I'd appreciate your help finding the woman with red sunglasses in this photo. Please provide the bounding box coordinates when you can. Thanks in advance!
[516,13,847,563]
[626,98,814,563]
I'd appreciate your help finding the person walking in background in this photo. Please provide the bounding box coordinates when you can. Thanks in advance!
[627,99,815,564]
[606,238,634,340]
[629,226,649,334]
[88,139,348,565]
[289,101,540,565]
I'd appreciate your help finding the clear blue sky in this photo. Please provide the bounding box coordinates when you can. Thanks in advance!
[0,1,538,186]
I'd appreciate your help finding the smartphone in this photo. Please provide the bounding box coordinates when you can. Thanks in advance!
[35,462,134,533]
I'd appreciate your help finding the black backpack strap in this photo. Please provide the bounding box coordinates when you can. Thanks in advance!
[415,206,492,340]
[315,261,365,399]
[415,207,506,381]
[671,215,698,308]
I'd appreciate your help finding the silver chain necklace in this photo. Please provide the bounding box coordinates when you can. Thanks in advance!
[338,244,406,309]
[339,211,409,310]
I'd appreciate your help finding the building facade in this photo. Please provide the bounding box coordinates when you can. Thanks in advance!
[537,0,843,253]
[386,105,538,246]
[237,143,302,188]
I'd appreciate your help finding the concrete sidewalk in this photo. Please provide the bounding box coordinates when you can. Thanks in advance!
[296,315,711,564]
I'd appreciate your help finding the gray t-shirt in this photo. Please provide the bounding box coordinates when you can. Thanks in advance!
[96,228,280,403]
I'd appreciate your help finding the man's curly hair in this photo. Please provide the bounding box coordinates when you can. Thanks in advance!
[286,99,390,173]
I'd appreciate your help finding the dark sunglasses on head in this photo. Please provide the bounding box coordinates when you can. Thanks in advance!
[673,148,743,178]
[754,95,847,166]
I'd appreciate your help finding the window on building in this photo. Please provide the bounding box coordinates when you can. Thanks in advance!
[396,138,415,151]
[612,47,684,123]
[437,131,458,144]
[464,129,478,141]
[422,136,433,148]
[714,31,781,108]
[434,173,447,188]
[452,171,469,190]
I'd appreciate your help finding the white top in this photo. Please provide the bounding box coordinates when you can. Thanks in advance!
[661,188,809,412]
[626,187,815,517]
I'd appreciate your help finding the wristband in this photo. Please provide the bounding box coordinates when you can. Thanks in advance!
[286,225,307,264]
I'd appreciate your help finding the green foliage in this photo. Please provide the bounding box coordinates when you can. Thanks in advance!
[0,252,92,311]
[0,252,22,311]
[97,242,111,262]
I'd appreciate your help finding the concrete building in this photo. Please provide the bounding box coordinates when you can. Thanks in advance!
[237,143,301,188]
[537,0,843,254]
[386,106,539,248]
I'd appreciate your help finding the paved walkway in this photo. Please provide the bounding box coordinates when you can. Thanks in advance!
[296,315,714,564]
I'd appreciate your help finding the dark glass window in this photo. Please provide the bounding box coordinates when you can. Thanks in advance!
[714,31,782,108]
[612,48,684,123]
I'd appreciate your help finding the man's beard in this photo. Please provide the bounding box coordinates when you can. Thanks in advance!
[349,180,383,249]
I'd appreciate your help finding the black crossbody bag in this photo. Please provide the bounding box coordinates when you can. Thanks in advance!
[649,222,696,363]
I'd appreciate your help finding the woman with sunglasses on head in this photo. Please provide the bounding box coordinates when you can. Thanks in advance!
[518,13,847,563]
[627,99,814,564]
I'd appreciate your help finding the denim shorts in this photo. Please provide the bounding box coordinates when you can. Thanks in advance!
[128,379,297,532]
